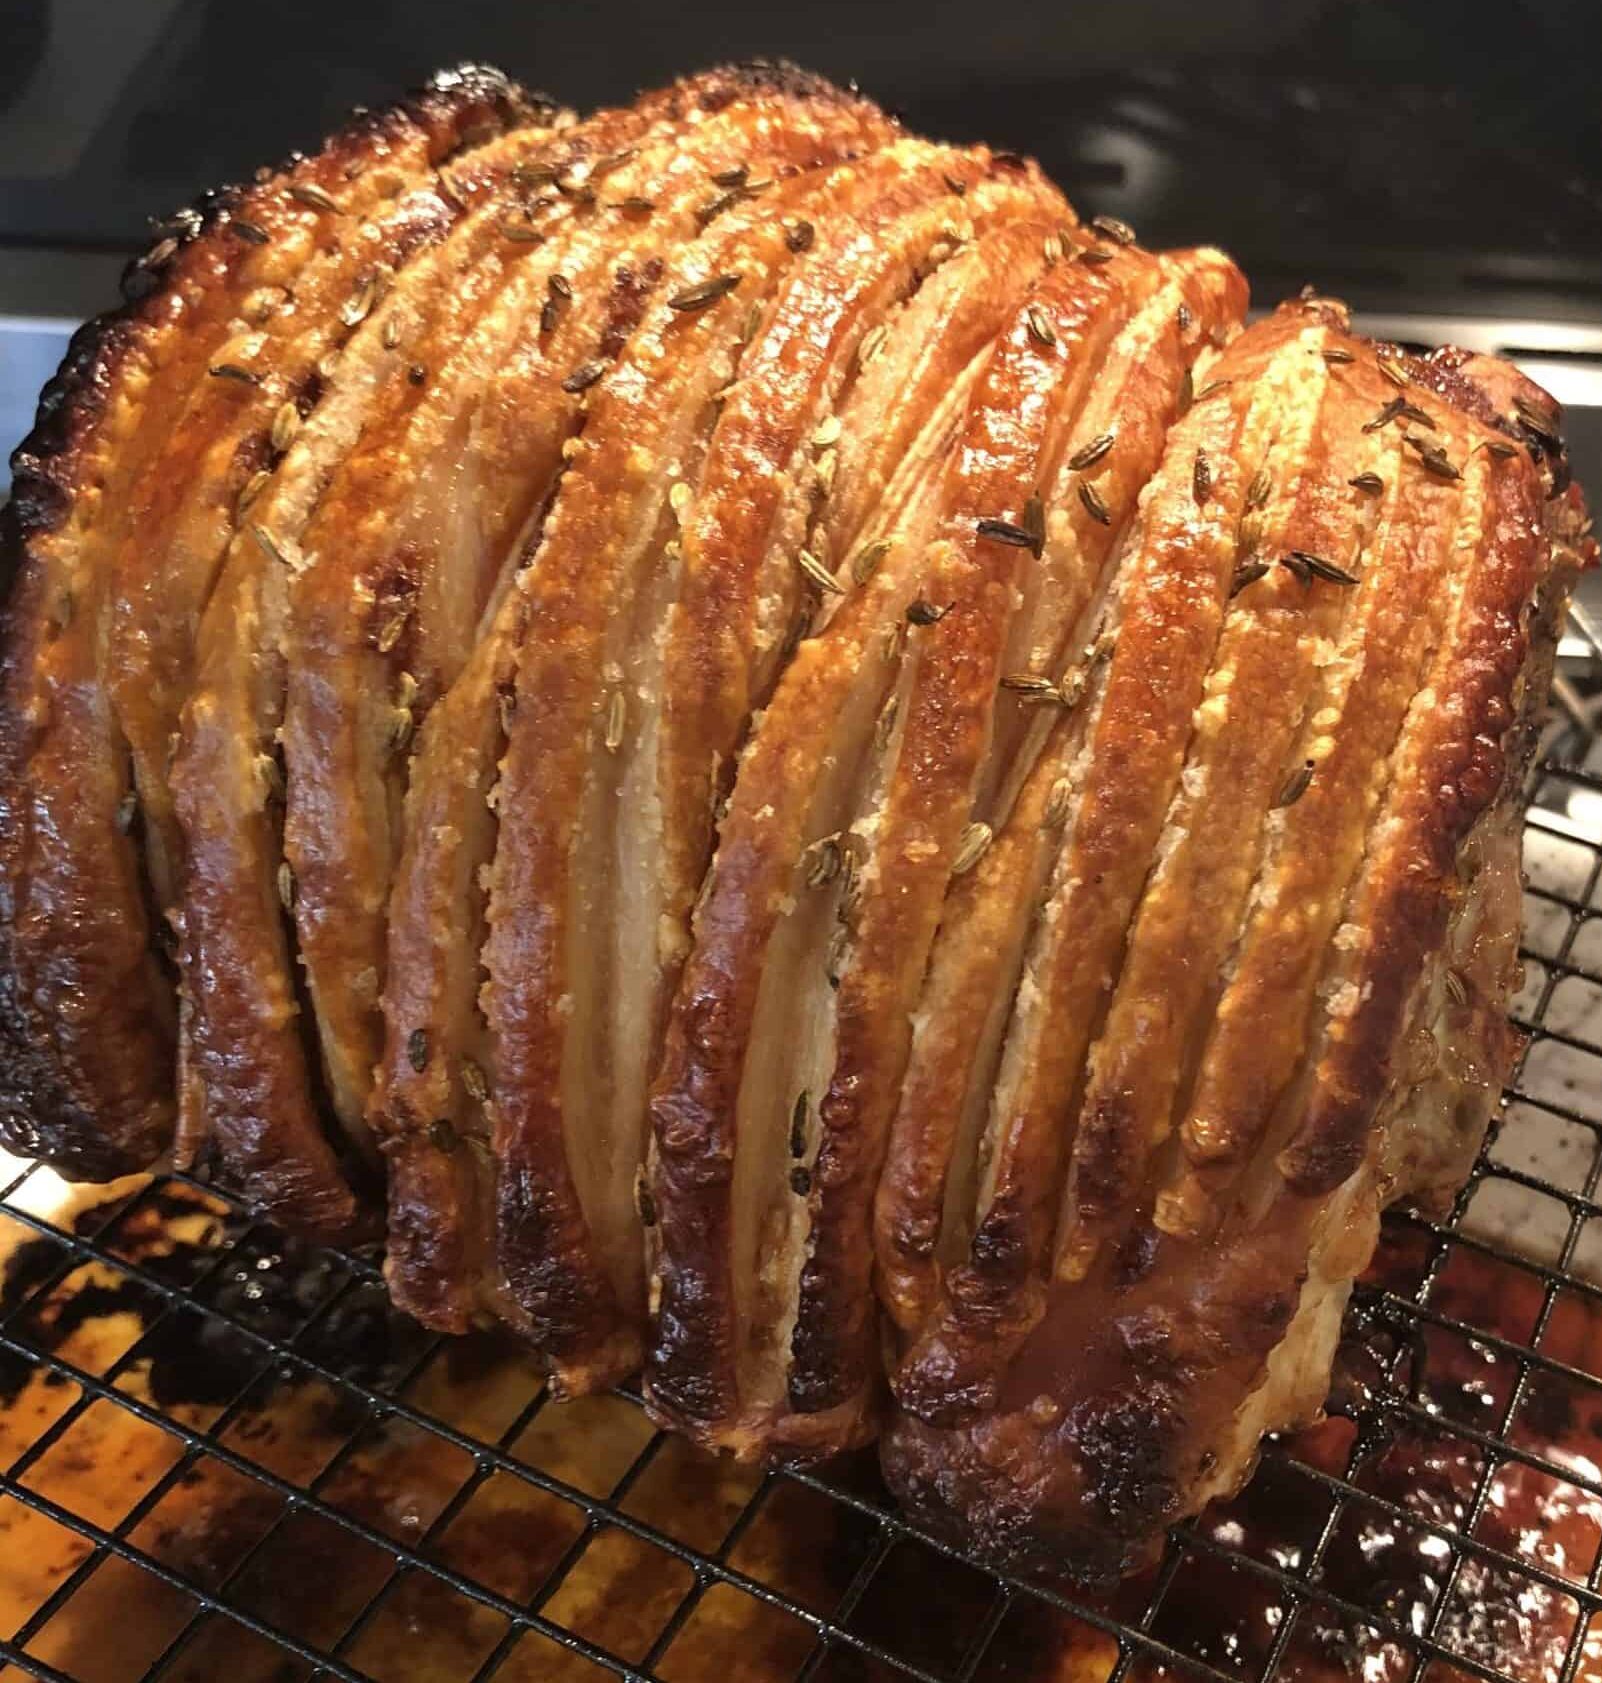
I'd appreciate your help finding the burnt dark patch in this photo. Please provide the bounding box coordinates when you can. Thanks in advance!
[1067,1389,1182,1533]
[1110,1221,1162,1290]
[598,255,666,362]
[697,60,852,114]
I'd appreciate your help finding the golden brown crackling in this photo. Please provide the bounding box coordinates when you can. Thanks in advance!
[482,107,908,1390]
[647,218,1064,1383]
[278,84,693,1146]
[645,221,1061,1310]
[372,625,521,1332]
[287,82,885,1162]
[810,202,1052,574]
[1053,315,1378,1278]
[120,114,563,1124]
[0,66,534,1184]
[883,322,1583,1580]
[892,311,1331,1422]
[646,170,1071,1452]
[979,249,1245,821]
[872,248,1247,1338]
[186,68,834,1233]
[378,89,897,1348]
[1168,328,1508,1229]
[881,474,1576,1582]
[174,550,369,1238]
[171,94,672,1233]
[874,707,1075,1340]
[642,183,1056,1388]
[650,440,962,1453]
[647,362,993,1443]
[178,73,788,1237]
[482,232,750,1383]
[1278,427,1551,1195]
[729,162,1066,695]
[107,108,565,918]
[787,245,1178,1434]
[653,147,1025,990]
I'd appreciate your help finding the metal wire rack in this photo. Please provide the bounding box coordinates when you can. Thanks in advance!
[3,620,1602,1683]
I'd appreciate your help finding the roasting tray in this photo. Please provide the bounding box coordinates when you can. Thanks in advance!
[2,617,1602,1683]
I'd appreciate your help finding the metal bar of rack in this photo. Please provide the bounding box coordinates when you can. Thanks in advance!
[1,625,1600,1683]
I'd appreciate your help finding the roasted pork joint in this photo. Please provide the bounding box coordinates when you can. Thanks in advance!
[0,60,1589,1586]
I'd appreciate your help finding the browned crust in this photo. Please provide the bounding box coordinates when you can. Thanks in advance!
[484,94,905,1391]
[872,248,1247,1337]
[882,1208,1319,1586]
[788,246,1174,1431]
[685,218,1079,1371]
[373,232,662,1333]
[645,167,1073,1453]
[0,65,536,1183]
[893,313,1317,1424]
[882,309,1586,1582]
[107,99,549,914]
[188,92,694,1248]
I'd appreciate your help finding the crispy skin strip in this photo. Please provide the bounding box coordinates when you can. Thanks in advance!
[873,248,1246,1337]
[646,174,1083,1460]
[0,66,532,1182]
[875,708,1077,1339]
[1165,348,1481,1232]
[487,138,979,1393]
[1278,405,1552,1197]
[882,332,1583,1585]
[978,252,1245,823]
[108,96,561,918]
[644,218,1065,1375]
[139,110,566,1138]
[652,152,1019,1000]
[785,248,1186,1446]
[172,90,677,1234]
[379,77,896,1338]
[286,80,888,1159]
[653,437,961,1450]
[895,313,1333,1421]
[1051,317,1388,1279]
[647,195,1066,1452]
[808,207,1053,577]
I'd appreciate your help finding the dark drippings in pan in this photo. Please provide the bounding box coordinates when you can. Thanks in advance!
[1,1184,1596,1680]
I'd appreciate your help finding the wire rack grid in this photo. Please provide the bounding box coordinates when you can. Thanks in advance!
[1,622,1602,1683]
